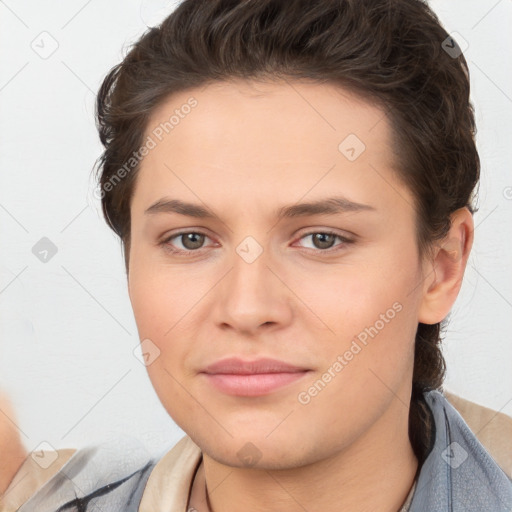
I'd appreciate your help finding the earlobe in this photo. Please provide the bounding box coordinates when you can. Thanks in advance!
[418,207,474,325]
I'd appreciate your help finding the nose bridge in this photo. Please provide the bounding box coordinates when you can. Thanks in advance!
[230,234,273,300]
[215,233,292,332]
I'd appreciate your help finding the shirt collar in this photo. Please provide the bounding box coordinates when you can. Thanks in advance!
[409,390,512,511]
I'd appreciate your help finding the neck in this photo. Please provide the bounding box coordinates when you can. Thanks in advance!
[190,396,419,512]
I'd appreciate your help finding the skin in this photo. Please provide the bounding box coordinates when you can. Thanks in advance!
[0,392,27,495]
[127,79,474,512]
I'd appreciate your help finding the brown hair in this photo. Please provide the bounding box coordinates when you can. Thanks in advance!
[95,0,479,465]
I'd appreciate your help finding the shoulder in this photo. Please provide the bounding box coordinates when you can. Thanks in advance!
[411,390,512,511]
[443,389,512,479]
[1,441,158,512]
[0,448,76,511]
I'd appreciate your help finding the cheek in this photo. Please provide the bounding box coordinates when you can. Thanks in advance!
[128,263,203,375]
[295,247,421,395]
[128,269,198,427]
[294,281,418,445]
[295,254,420,341]
[128,259,195,338]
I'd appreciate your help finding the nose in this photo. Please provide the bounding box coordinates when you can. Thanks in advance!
[213,239,294,336]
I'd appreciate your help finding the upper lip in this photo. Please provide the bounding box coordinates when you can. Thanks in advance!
[202,357,308,375]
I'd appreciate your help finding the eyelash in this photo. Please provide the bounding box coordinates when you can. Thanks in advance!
[159,230,353,257]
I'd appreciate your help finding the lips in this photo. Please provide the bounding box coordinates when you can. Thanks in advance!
[203,357,307,375]
[200,357,310,397]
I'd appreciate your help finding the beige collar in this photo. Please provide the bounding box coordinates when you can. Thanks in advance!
[139,436,202,512]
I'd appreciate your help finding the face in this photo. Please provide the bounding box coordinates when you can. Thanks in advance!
[128,79,427,469]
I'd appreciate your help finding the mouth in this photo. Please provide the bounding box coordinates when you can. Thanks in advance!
[200,357,311,397]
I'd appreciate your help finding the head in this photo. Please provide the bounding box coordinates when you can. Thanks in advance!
[95,0,478,468]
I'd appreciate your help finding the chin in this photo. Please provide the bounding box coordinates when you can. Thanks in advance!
[191,426,324,470]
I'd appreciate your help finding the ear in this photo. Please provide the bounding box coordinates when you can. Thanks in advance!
[418,207,474,325]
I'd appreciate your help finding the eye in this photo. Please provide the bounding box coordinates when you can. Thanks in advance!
[295,231,352,252]
[161,231,213,254]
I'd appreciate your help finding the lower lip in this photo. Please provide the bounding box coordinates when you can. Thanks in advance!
[203,372,309,396]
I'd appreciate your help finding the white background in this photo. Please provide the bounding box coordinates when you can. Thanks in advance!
[0,0,511,456]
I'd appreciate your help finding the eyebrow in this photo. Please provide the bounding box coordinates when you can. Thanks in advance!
[144,196,375,220]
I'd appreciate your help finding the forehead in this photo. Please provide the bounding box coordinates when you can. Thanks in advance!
[132,79,405,213]
[146,78,393,161]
